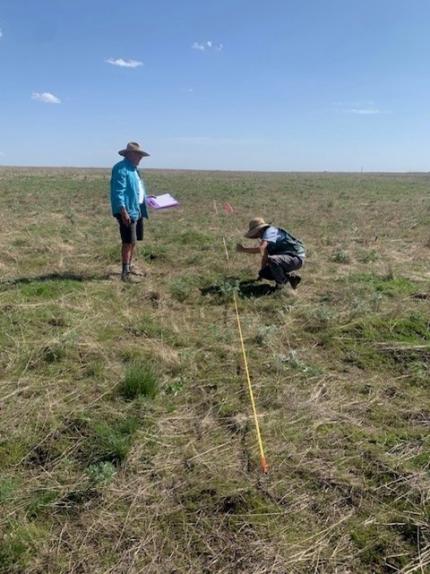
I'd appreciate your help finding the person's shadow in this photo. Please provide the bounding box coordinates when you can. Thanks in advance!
[200,277,276,299]
[237,280,276,297]
[0,272,112,291]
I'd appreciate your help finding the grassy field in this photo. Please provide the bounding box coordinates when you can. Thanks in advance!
[0,167,429,573]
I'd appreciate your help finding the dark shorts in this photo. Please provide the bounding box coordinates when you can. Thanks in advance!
[268,254,303,273]
[259,254,303,283]
[115,216,144,244]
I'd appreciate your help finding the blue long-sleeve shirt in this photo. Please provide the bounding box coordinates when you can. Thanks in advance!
[110,158,149,220]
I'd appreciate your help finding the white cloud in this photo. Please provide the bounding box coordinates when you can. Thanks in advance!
[333,101,390,115]
[31,92,61,104]
[192,40,223,52]
[0,29,3,38]
[192,42,206,51]
[349,108,385,115]
[105,57,143,68]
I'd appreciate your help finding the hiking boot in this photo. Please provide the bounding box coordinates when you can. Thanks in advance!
[288,275,302,290]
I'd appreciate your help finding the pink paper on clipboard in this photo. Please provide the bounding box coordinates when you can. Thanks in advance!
[146,194,179,209]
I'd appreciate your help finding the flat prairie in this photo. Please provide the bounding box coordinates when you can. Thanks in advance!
[0,167,429,573]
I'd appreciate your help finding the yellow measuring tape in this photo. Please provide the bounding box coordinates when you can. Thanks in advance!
[220,217,268,473]
[232,291,268,473]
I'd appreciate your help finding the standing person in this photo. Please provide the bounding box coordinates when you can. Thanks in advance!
[236,217,305,289]
[110,142,150,282]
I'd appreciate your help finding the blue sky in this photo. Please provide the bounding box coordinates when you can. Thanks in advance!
[0,0,429,171]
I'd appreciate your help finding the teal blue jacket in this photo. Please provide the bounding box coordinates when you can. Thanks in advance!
[110,159,149,221]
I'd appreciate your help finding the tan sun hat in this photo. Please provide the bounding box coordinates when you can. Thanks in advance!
[118,141,150,157]
[245,217,270,238]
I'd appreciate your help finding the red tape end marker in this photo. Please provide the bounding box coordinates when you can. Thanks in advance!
[260,456,269,474]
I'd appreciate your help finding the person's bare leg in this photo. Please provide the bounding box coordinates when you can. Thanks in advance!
[129,243,135,265]
[121,243,133,280]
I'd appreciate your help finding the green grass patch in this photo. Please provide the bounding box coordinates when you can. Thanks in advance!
[344,312,430,344]
[357,249,379,263]
[27,489,59,518]
[169,276,199,302]
[177,229,213,248]
[350,273,419,297]
[118,361,159,401]
[86,416,139,466]
[0,520,47,574]
[350,521,410,570]
[0,439,31,467]
[18,279,83,299]
[330,311,430,372]
[0,477,20,504]
[331,249,351,264]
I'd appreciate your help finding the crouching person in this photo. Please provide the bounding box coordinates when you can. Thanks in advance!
[236,217,305,290]
[110,142,150,282]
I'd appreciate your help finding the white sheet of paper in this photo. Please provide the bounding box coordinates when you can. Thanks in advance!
[153,193,178,208]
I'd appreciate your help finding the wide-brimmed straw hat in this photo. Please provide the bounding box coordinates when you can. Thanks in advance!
[245,217,270,238]
[118,142,150,157]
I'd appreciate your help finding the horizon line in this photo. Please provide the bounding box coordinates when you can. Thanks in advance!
[0,164,429,175]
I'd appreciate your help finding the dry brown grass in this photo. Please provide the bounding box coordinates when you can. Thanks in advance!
[0,167,429,573]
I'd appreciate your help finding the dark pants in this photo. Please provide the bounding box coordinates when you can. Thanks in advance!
[115,216,144,245]
[259,254,303,285]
